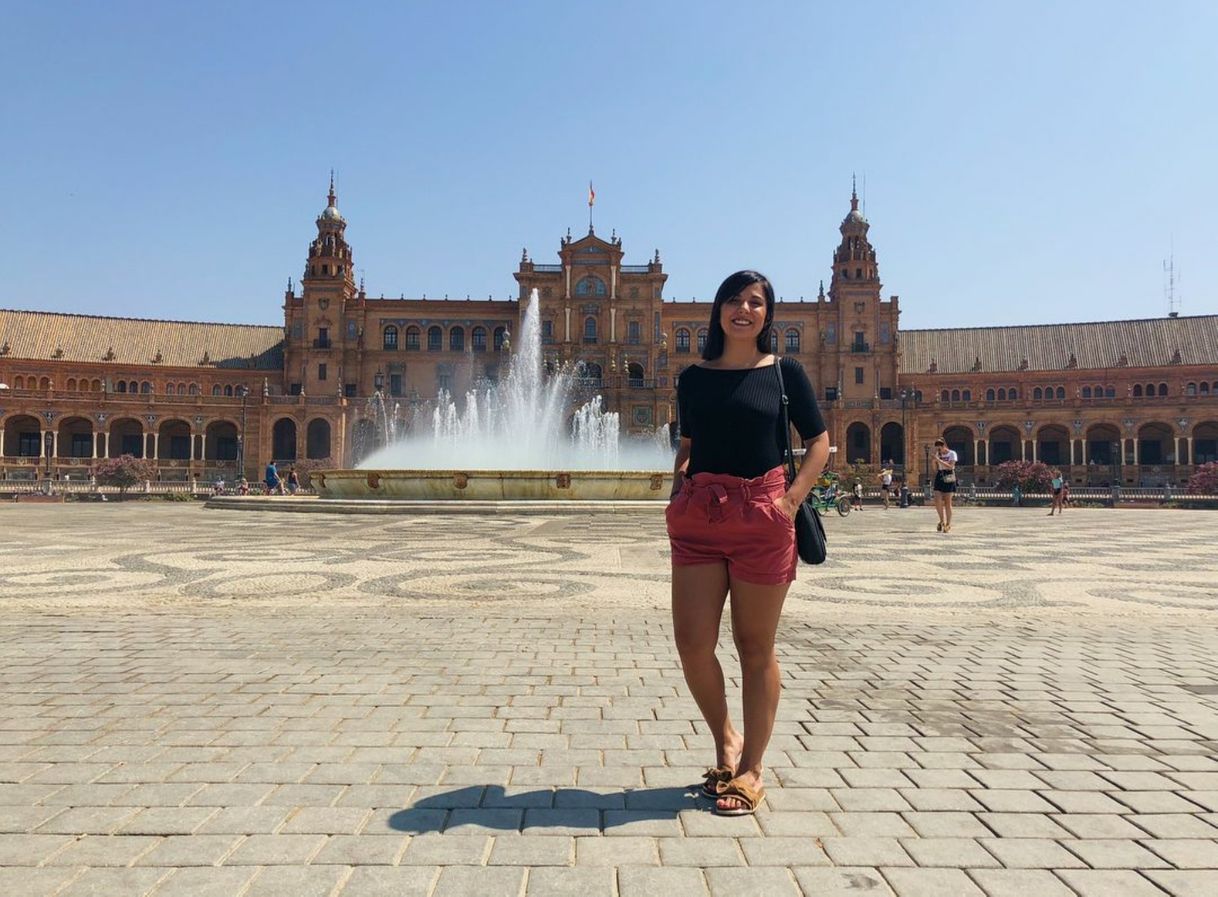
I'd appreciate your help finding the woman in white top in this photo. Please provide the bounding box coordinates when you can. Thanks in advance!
[931,437,957,532]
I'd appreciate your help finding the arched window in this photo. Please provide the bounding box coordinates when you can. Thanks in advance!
[1145,383,1155,396]
[493,326,507,351]
[1158,383,1168,397]
[1033,387,1043,400]
[1055,387,1065,399]
[986,388,996,401]
[675,328,691,353]
[697,329,708,353]
[575,276,607,297]
[1094,384,1103,396]
[116,381,127,393]
[962,389,971,401]
[951,389,961,402]
[427,326,442,351]
[1187,382,1197,396]
[165,383,175,395]
[1133,384,1143,397]
[141,381,152,394]
[449,327,464,351]
[1105,386,1115,397]
[583,317,597,343]
[785,329,800,353]
[1201,382,1211,395]
[997,388,1006,400]
[383,326,398,350]
[188,383,198,396]
[769,330,779,352]
[224,385,233,397]
[942,389,951,402]
[472,326,487,352]
[212,385,222,396]
[1009,387,1018,400]
[1082,387,1092,398]
[12,375,24,389]
[406,326,420,350]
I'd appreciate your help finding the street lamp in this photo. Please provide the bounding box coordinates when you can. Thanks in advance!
[44,430,54,478]
[236,385,249,477]
[374,370,384,393]
[898,388,915,472]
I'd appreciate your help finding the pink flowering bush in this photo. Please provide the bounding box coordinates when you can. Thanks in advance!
[94,454,158,494]
[1186,461,1218,495]
[993,460,1053,492]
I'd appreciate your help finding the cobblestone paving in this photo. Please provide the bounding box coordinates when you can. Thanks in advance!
[1,505,1216,895]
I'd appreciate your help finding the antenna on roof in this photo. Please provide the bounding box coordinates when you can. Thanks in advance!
[1163,246,1181,318]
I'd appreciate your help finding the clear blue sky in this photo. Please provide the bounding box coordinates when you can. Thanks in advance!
[5,1,1216,329]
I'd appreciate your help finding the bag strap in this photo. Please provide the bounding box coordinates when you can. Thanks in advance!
[772,357,798,487]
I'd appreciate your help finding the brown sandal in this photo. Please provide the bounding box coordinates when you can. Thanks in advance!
[713,777,765,816]
[701,765,734,798]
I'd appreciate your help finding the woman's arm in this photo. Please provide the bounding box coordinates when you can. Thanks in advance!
[778,431,830,514]
[670,437,691,498]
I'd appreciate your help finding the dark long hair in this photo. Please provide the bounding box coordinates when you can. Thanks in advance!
[701,270,775,361]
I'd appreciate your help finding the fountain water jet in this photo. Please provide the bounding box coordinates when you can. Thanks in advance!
[314,289,674,501]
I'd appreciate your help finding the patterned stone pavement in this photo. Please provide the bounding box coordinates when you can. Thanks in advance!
[1,504,1216,895]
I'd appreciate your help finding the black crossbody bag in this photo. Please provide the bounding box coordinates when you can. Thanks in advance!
[773,359,827,565]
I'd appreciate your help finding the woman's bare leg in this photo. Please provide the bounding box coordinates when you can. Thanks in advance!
[716,577,789,812]
[672,562,742,770]
[944,494,953,529]
[933,491,945,528]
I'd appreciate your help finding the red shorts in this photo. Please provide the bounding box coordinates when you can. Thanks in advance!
[665,466,797,585]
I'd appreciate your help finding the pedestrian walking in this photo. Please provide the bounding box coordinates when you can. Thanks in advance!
[265,460,284,495]
[287,466,300,495]
[932,437,957,532]
[852,479,864,511]
[667,270,830,816]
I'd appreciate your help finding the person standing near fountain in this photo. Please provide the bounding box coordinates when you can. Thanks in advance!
[667,270,830,816]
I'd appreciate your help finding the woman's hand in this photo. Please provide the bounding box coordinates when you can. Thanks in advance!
[773,493,802,521]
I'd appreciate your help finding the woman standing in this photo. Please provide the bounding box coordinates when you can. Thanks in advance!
[667,271,830,816]
[931,437,957,532]
[1048,468,1064,515]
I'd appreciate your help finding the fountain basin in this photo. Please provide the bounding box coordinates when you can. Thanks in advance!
[313,469,672,501]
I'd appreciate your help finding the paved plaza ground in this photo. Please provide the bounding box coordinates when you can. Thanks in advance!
[0,503,1216,896]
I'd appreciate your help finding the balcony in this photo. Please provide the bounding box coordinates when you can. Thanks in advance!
[850,342,871,354]
[312,338,332,349]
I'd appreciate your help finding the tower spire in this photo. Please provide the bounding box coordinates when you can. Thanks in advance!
[328,169,337,207]
[851,173,859,212]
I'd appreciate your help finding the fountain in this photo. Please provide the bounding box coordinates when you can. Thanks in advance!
[310,290,675,503]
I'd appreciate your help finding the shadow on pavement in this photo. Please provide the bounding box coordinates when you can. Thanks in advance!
[387,784,710,833]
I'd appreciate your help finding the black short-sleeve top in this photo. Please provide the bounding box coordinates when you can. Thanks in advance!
[677,356,827,478]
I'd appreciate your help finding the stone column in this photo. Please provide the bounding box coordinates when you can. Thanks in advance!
[152,433,159,460]
[91,432,97,459]
[1020,439,1027,461]
[52,431,59,458]
[974,439,980,467]
[1069,439,1076,466]
[610,308,617,344]
[102,432,110,458]
[0,430,5,457]
[564,307,571,342]
[1132,438,1139,466]
[1184,436,1192,466]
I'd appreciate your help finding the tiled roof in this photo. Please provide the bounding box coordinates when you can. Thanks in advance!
[900,314,1218,375]
[0,309,284,370]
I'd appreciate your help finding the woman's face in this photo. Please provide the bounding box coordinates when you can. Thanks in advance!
[719,283,768,344]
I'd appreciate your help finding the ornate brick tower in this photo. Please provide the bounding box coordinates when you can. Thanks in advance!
[827,180,902,465]
[285,175,360,396]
